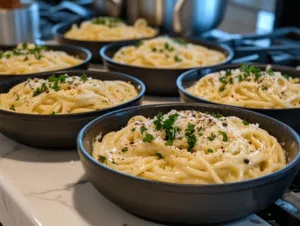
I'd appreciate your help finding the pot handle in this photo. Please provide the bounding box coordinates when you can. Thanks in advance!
[173,0,186,34]
[110,0,121,7]
[109,0,122,17]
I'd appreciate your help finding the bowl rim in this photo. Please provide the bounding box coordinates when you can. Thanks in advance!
[100,38,234,71]
[52,21,159,45]
[77,103,300,189]
[0,70,146,119]
[0,44,92,77]
[177,63,300,111]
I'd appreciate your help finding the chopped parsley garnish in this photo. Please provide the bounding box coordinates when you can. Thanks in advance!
[266,68,274,75]
[185,123,196,152]
[229,77,233,84]
[165,140,173,146]
[219,76,227,84]
[238,74,243,82]
[151,47,157,52]
[173,38,187,45]
[174,55,182,62]
[0,43,46,61]
[91,17,123,27]
[207,148,214,153]
[163,113,179,145]
[283,74,290,80]
[131,128,136,132]
[9,105,15,111]
[219,85,225,92]
[155,153,163,159]
[51,111,55,115]
[47,74,69,92]
[219,131,228,142]
[80,73,88,82]
[164,42,174,51]
[242,120,249,126]
[122,147,128,152]
[98,155,106,163]
[57,74,67,83]
[164,42,169,49]
[210,112,224,118]
[15,94,20,101]
[153,113,164,130]
[261,86,268,91]
[143,133,154,143]
[225,70,232,76]
[241,64,261,75]
[254,72,262,81]
[48,75,56,82]
[140,126,147,134]
[240,65,263,81]
[22,42,28,49]
[28,45,46,59]
[51,80,60,92]
[135,40,144,47]
[33,82,48,96]
[208,133,216,141]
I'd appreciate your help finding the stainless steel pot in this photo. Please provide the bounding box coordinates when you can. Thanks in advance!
[92,0,124,17]
[0,3,40,45]
[93,0,228,36]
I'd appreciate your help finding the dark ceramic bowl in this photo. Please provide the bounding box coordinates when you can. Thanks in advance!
[0,70,145,149]
[100,39,233,96]
[177,63,300,134]
[52,21,158,63]
[77,103,300,224]
[0,44,91,81]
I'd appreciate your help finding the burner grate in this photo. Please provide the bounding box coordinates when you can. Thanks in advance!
[202,27,300,68]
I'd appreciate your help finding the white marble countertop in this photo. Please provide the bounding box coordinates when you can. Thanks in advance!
[0,94,272,226]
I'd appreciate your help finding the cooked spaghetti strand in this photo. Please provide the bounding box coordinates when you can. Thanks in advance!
[0,74,138,114]
[92,110,286,184]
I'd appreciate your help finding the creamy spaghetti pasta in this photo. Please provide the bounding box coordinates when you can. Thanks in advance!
[93,110,286,184]
[186,65,300,109]
[0,74,138,114]
[0,43,82,75]
[65,17,157,41]
[113,36,227,68]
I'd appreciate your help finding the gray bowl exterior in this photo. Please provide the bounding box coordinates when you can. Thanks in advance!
[0,44,92,81]
[77,104,300,224]
[0,70,145,149]
[177,63,300,134]
[100,39,233,96]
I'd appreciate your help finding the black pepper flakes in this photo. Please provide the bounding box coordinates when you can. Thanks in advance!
[244,159,250,164]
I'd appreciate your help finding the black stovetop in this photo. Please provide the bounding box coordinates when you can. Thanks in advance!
[201,27,300,68]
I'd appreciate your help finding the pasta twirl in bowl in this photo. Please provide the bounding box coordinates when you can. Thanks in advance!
[53,17,158,62]
[177,63,300,133]
[0,43,91,79]
[0,70,145,148]
[101,36,233,95]
[77,104,300,224]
